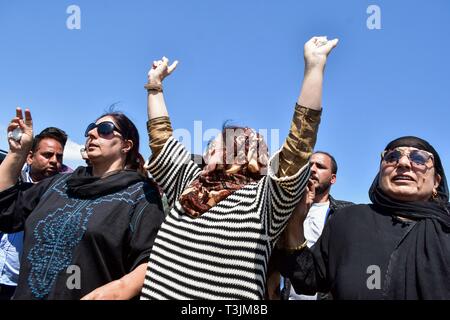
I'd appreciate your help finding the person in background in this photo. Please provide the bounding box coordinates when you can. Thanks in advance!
[0,126,70,300]
[276,136,450,299]
[266,151,353,300]
[0,108,165,299]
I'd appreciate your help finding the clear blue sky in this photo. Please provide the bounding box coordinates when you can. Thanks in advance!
[0,0,449,204]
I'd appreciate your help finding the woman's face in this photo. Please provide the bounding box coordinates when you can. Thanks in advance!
[379,147,441,201]
[85,116,127,165]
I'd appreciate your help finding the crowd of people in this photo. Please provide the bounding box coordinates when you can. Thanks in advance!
[0,36,449,300]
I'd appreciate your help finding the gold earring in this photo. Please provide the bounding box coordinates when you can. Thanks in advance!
[432,189,438,199]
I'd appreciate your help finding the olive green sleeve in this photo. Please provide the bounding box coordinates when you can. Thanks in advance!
[147,116,173,158]
[278,104,322,177]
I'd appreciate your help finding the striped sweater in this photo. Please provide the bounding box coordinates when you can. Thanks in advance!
[141,137,310,299]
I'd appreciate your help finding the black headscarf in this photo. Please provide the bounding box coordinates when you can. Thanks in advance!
[369,136,450,299]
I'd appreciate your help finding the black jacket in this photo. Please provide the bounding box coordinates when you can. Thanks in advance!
[0,167,165,300]
[280,195,354,300]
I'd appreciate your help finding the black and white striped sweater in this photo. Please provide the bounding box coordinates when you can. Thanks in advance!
[141,137,310,300]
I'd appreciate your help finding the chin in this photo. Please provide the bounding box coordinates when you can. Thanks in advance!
[386,188,425,202]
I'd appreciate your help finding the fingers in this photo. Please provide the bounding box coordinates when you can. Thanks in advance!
[16,107,23,119]
[329,38,339,48]
[24,108,33,127]
[309,36,338,49]
[168,60,179,74]
[310,36,326,45]
[7,121,20,133]
[152,57,178,69]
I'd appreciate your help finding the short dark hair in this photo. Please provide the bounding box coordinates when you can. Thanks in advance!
[313,151,338,174]
[31,127,68,153]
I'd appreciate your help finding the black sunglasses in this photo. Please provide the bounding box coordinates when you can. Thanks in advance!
[84,121,123,138]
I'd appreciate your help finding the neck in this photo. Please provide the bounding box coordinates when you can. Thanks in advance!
[314,192,330,204]
[91,159,124,177]
[29,172,43,183]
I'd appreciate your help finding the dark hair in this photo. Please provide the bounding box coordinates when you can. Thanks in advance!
[31,127,68,153]
[95,112,145,175]
[313,151,338,175]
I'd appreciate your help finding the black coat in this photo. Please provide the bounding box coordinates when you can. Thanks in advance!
[0,167,165,300]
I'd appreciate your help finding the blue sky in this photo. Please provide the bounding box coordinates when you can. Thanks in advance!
[0,0,449,204]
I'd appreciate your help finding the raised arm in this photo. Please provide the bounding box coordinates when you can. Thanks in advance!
[298,36,339,111]
[0,107,33,191]
[146,57,178,158]
[146,57,178,120]
[278,36,338,177]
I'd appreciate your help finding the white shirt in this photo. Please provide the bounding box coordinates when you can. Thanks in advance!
[304,201,330,248]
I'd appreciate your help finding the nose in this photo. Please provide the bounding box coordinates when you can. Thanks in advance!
[87,128,98,139]
[396,154,412,168]
[49,154,58,165]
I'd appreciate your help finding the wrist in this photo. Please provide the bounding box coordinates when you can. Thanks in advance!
[145,82,163,92]
[8,151,28,162]
[280,239,308,253]
[304,60,326,73]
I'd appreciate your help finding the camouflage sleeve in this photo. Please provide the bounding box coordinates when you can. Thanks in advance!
[278,104,322,177]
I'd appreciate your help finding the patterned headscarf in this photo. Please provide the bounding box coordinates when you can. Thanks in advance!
[179,127,269,217]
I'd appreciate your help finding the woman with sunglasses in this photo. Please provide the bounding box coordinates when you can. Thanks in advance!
[275,136,450,299]
[0,109,165,299]
[140,36,339,299]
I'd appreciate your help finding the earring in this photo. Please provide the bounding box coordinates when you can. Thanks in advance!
[121,149,126,154]
[432,189,438,199]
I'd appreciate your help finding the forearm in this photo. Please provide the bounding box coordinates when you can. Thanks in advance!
[277,206,306,249]
[147,90,169,120]
[81,263,148,300]
[0,152,27,191]
[297,65,325,111]
[117,263,148,299]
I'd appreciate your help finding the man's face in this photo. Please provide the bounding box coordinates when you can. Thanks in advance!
[309,153,336,196]
[27,138,64,181]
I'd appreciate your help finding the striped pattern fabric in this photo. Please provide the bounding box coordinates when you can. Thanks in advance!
[141,137,310,300]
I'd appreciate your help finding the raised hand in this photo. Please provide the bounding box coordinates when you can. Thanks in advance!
[304,36,339,69]
[7,107,33,155]
[147,56,179,86]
